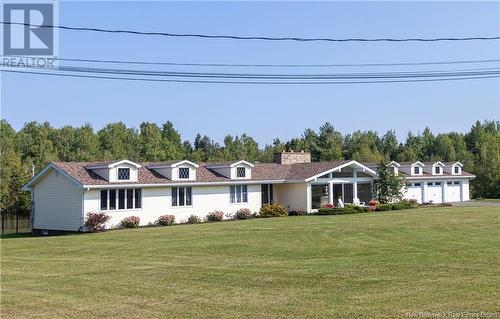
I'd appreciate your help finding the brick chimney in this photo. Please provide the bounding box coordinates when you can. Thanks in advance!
[274,150,311,165]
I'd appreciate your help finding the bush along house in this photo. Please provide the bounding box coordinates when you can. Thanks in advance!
[22,151,475,234]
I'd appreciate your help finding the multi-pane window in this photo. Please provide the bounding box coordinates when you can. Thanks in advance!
[118,168,130,180]
[236,167,246,178]
[414,167,420,174]
[230,185,248,203]
[179,167,190,179]
[435,166,441,174]
[172,187,192,206]
[100,188,142,210]
[454,166,460,174]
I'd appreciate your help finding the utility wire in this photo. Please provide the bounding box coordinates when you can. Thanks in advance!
[45,65,500,80]
[2,21,500,42]
[2,68,500,84]
[3,55,500,68]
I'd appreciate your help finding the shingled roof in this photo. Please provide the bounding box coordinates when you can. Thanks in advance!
[48,160,352,186]
[26,159,474,188]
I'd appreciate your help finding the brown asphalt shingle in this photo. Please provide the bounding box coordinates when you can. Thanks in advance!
[49,159,473,186]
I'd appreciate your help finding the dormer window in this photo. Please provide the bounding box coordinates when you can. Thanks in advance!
[179,167,190,179]
[117,168,130,180]
[236,167,246,178]
[454,166,460,174]
[435,166,441,174]
[414,166,420,175]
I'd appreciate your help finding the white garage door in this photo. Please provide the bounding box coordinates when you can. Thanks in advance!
[405,183,423,203]
[426,182,443,204]
[446,181,461,202]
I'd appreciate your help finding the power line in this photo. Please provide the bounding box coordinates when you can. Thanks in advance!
[3,55,500,68]
[2,21,500,42]
[2,68,499,85]
[50,65,500,79]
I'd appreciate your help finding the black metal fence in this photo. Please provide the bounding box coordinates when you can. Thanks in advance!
[1,210,31,234]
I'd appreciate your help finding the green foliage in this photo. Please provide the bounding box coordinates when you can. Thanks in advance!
[259,203,288,218]
[187,214,202,224]
[374,160,406,203]
[288,210,307,216]
[121,216,140,228]
[235,208,253,220]
[1,118,499,216]
[375,204,393,211]
[206,211,224,222]
[156,215,175,226]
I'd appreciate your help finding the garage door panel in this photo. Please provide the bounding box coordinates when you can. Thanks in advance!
[426,185,442,203]
[447,185,461,202]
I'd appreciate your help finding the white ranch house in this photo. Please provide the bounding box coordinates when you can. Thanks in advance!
[22,151,475,234]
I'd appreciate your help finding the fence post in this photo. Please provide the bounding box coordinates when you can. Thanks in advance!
[1,211,4,234]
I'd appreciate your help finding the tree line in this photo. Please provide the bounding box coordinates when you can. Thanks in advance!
[1,119,498,212]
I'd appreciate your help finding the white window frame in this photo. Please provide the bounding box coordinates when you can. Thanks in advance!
[413,166,421,175]
[99,188,142,211]
[230,185,248,204]
[171,186,193,207]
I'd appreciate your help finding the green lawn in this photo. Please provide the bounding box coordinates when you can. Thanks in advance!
[1,207,499,318]
[479,198,500,203]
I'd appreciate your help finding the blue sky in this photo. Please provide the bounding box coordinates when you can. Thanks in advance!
[1,1,500,145]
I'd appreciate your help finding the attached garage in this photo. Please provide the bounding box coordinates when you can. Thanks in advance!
[425,182,443,204]
[405,182,423,203]
[446,181,462,202]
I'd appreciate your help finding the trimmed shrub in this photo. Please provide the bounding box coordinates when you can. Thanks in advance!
[259,203,288,218]
[235,208,253,220]
[156,215,175,226]
[346,204,369,213]
[375,204,393,211]
[408,199,418,206]
[206,211,224,222]
[288,210,307,216]
[84,212,110,232]
[316,207,357,215]
[187,214,202,224]
[121,216,140,228]
[391,203,406,210]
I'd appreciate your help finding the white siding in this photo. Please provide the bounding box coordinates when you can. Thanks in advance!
[402,179,471,203]
[274,183,308,212]
[84,184,262,228]
[32,169,83,231]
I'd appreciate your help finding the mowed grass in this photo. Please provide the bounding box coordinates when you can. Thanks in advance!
[1,207,499,318]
